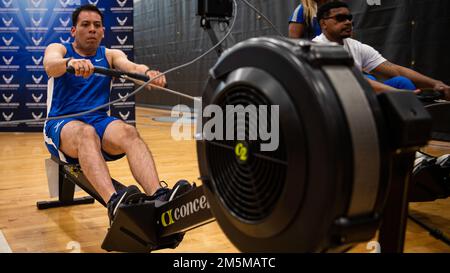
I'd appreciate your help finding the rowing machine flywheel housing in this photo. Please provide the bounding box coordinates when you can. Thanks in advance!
[196,37,430,252]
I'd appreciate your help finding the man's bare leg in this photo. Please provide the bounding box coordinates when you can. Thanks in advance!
[60,121,116,203]
[102,120,161,195]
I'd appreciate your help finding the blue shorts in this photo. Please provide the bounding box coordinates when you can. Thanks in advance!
[44,112,125,164]
[365,74,417,91]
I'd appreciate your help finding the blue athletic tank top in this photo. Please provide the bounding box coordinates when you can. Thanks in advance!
[48,44,112,117]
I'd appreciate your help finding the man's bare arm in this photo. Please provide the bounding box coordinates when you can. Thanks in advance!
[288,23,305,38]
[371,61,450,99]
[369,61,400,80]
[107,48,146,73]
[394,64,447,90]
[43,43,70,78]
[372,61,442,88]
[107,48,166,87]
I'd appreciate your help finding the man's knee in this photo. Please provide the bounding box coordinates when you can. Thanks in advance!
[78,125,100,145]
[102,122,142,154]
[385,76,416,90]
[60,122,100,157]
[118,123,140,143]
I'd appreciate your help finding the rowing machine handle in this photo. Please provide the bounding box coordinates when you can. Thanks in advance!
[66,66,150,82]
[416,88,444,103]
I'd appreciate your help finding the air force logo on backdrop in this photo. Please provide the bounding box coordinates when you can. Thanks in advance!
[2,36,13,46]
[2,112,13,121]
[32,36,43,46]
[26,74,46,89]
[2,93,13,103]
[88,0,99,6]
[60,0,81,8]
[112,0,132,13]
[119,111,130,120]
[3,75,13,84]
[59,0,69,7]
[59,36,71,44]
[26,0,48,12]
[2,56,13,65]
[117,17,128,26]
[118,93,129,102]
[26,35,45,51]
[2,0,13,8]
[31,0,42,8]
[31,16,42,27]
[32,56,43,65]
[111,15,132,32]
[26,56,44,71]
[54,17,71,32]
[32,112,43,120]
[26,15,48,31]
[113,77,133,89]
[32,75,43,84]
[111,35,133,51]
[32,93,43,103]
[1,56,18,70]
[0,16,18,32]
[1,36,19,51]
[0,0,19,12]
[117,0,127,7]
[1,74,19,88]
[2,17,13,27]
[117,35,128,45]
[59,17,70,27]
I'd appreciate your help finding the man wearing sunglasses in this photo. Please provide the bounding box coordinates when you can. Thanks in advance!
[312,1,450,99]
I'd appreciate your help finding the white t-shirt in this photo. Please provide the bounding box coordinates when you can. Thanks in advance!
[312,33,386,72]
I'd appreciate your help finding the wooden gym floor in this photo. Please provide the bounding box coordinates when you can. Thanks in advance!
[0,107,448,253]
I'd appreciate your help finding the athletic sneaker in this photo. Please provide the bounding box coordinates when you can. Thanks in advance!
[107,185,142,226]
[152,180,193,202]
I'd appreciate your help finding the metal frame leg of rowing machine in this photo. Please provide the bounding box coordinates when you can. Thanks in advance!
[37,156,126,209]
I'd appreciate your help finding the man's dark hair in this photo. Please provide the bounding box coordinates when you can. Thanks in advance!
[317,1,350,22]
[72,4,104,26]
